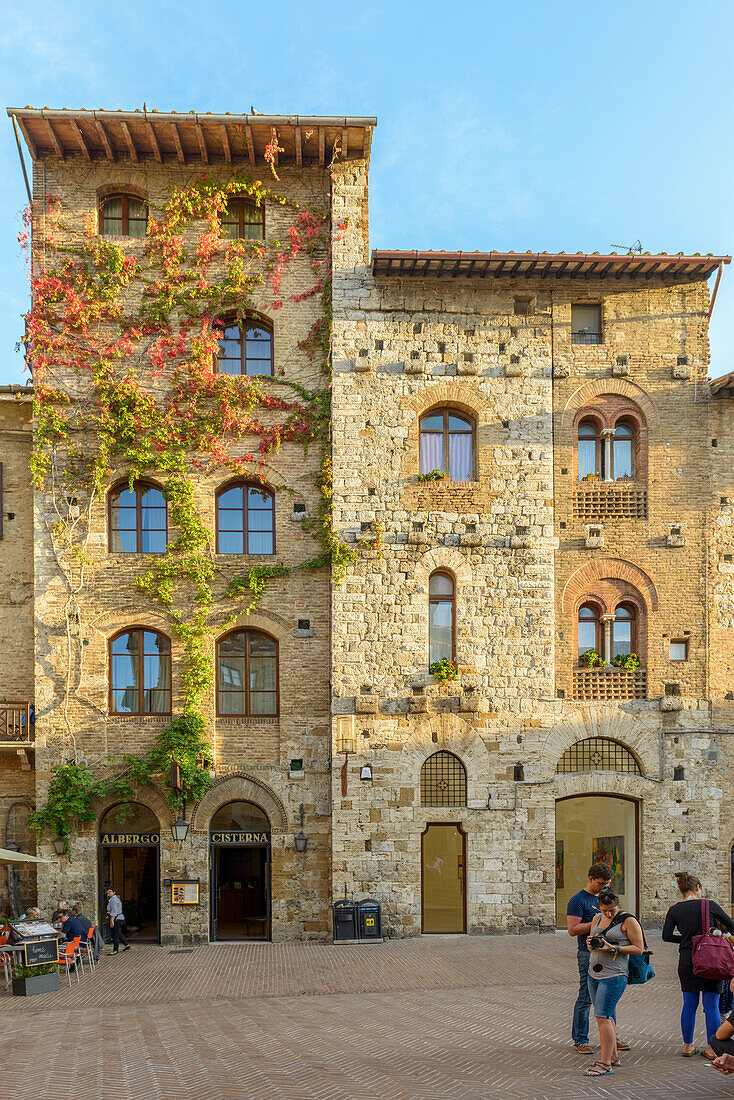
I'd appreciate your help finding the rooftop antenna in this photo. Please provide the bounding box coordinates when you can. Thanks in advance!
[611,240,643,255]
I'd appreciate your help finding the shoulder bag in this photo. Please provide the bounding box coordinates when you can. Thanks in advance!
[692,898,734,981]
[614,911,655,985]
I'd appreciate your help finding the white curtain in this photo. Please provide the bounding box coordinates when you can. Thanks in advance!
[448,434,472,481]
[420,433,443,474]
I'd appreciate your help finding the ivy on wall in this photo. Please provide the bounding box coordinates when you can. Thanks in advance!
[24,162,356,843]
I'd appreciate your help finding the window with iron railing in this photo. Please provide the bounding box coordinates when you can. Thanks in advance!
[572,303,602,345]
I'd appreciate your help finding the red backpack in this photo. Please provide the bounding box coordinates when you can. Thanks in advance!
[692,898,734,981]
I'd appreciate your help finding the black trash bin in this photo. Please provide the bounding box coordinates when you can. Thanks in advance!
[357,898,382,942]
[332,899,358,942]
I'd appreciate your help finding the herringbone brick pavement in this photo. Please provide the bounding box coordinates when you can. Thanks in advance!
[0,932,730,1098]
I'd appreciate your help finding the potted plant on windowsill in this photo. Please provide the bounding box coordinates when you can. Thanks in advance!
[610,652,640,671]
[580,651,606,669]
[417,469,448,483]
[581,473,600,483]
[429,659,459,686]
[12,962,60,997]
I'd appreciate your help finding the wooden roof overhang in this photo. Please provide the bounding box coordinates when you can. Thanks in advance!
[7,108,376,167]
[371,250,730,283]
[710,371,734,397]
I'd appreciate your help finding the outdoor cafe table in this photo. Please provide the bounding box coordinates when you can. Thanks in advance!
[2,929,65,990]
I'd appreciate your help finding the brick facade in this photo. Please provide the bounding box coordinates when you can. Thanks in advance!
[1,111,733,941]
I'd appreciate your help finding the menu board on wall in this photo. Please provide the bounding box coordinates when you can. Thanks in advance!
[171,881,199,905]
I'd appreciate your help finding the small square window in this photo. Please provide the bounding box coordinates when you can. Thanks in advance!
[572,303,602,345]
[670,639,688,661]
[514,297,532,316]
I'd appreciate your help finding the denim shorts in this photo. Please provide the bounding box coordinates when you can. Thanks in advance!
[588,974,627,1019]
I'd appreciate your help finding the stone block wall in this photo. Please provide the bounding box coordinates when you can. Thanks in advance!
[329,160,734,935]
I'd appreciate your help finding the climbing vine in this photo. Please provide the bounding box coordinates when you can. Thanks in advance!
[23,161,356,837]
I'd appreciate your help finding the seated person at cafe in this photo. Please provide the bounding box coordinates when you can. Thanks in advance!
[24,907,41,920]
[52,899,69,923]
[71,903,102,961]
[71,904,91,934]
[58,908,86,943]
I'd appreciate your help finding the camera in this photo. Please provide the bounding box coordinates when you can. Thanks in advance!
[589,935,607,950]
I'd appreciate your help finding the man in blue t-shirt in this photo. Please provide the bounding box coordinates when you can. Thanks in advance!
[566,862,613,1054]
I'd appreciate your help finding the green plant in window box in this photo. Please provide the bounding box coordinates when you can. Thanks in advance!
[581,473,600,482]
[580,650,606,669]
[429,658,459,685]
[610,652,640,671]
[417,469,448,483]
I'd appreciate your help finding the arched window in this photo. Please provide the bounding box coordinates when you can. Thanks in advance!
[216,483,274,555]
[419,409,474,481]
[612,421,634,479]
[99,802,159,835]
[210,801,270,832]
[556,737,641,775]
[612,603,636,658]
[217,630,278,716]
[100,194,147,237]
[109,481,167,553]
[215,317,273,376]
[577,419,601,480]
[429,571,454,664]
[110,629,171,715]
[420,751,467,806]
[578,603,600,659]
[221,197,264,240]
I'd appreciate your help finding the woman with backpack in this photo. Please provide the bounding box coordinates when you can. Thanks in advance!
[662,871,734,1056]
[583,887,645,1077]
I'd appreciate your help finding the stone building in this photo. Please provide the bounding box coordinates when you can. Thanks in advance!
[3,105,734,942]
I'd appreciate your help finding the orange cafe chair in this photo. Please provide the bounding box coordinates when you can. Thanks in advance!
[56,940,79,986]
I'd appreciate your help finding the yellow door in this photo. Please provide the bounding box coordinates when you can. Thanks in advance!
[421,824,466,933]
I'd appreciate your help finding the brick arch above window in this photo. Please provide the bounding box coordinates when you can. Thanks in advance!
[562,558,658,615]
[562,378,659,431]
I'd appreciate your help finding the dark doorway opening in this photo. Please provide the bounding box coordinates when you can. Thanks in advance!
[211,846,269,940]
[98,802,160,943]
[99,845,160,943]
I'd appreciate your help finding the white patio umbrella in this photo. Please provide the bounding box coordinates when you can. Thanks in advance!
[0,847,51,865]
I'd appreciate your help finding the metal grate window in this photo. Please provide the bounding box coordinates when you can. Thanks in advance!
[556,737,641,775]
[420,751,467,806]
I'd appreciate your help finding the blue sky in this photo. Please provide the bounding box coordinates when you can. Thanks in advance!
[1,0,732,385]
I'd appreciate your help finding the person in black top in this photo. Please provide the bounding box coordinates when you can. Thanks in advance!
[662,871,734,1056]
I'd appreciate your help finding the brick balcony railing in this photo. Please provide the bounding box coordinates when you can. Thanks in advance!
[0,702,34,743]
[572,669,647,702]
[573,484,648,520]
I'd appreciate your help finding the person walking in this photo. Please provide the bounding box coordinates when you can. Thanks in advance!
[583,887,644,1077]
[662,871,734,1056]
[106,887,130,955]
[567,861,630,1054]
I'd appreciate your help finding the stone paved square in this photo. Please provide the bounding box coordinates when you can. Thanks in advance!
[1,932,732,1099]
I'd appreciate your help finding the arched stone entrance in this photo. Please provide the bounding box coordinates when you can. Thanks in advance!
[209,800,271,941]
[98,801,161,943]
[555,794,639,926]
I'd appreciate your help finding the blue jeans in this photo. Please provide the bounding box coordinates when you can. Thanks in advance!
[588,974,628,1020]
[572,952,592,1044]
[573,953,620,1042]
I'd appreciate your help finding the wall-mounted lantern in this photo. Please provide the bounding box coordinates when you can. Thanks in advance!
[294,803,308,852]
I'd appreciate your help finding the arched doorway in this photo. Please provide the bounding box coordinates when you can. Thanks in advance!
[555,795,639,926]
[210,801,271,941]
[98,802,160,943]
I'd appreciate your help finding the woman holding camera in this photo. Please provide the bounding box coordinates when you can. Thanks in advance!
[662,871,734,1056]
[584,887,644,1077]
